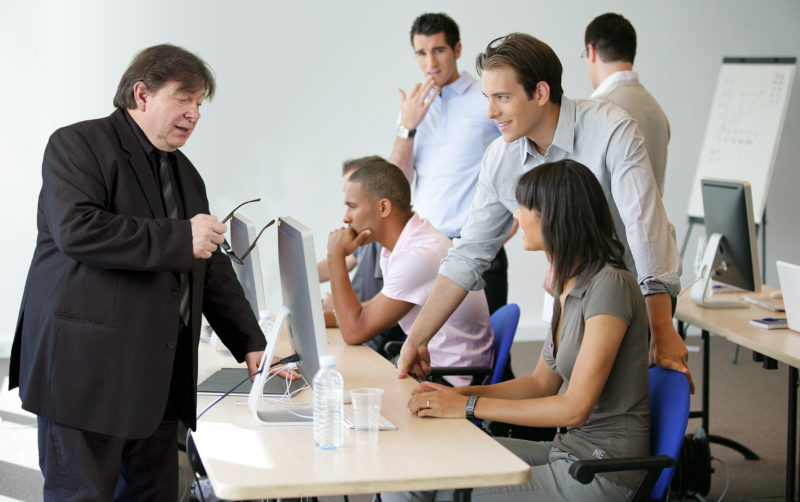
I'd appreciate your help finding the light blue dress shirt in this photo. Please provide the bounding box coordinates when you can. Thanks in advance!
[412,72,500,238]
[440,96,682,297]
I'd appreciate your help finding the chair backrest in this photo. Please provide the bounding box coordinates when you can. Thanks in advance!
[488,304,521,385]
[648,367,691,500]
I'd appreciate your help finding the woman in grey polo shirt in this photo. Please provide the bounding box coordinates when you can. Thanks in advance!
[384,159,650,501]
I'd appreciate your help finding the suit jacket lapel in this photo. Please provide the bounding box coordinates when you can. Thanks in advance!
[175,158,203,219]
[110,109,166,219]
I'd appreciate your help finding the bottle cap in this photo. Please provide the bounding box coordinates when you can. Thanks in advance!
[319,354,336,367]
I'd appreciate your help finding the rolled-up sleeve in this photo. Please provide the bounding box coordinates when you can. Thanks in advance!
[606,119,682,297]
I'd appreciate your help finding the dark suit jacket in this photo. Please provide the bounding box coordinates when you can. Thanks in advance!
[9,108,266,439]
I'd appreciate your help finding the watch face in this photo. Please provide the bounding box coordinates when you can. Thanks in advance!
[397,126,415,139]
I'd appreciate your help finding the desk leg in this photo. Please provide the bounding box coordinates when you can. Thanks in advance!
[453,488,472,502]
[788,366,798,502]
[697,330,760,460]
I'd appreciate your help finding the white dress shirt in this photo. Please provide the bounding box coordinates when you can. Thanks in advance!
[412,72,500,238]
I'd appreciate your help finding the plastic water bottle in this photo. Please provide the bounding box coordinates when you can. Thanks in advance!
[313,355,344,450]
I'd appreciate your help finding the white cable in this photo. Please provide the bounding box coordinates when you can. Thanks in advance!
[683,457,730,502]
[679,275,704,297]
[710,457,729,502]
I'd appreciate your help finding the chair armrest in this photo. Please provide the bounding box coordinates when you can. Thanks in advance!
[384,340,403,359]
[429,366,493,377]
[568,455,675,484]
[383,341,493,381]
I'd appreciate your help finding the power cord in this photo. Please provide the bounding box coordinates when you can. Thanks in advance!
[195,354,300,421]
[189,354,302,502]
[709,456,730,502]
[679,275,705,297]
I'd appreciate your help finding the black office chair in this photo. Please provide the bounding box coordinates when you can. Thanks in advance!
[568,367,691,502]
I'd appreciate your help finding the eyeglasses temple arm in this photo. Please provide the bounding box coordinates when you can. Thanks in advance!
[221,198,261,224]
[237,219,276,261]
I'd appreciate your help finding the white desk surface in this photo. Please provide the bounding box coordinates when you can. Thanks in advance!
[193,329,531,500]
[676,287,800,368]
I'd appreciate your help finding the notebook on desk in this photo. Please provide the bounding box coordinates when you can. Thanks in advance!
[777,261,800,333]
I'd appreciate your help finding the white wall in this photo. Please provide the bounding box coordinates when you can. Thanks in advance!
[2,0,799,354]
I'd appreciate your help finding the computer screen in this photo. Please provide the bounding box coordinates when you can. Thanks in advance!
[276,215,328,382]
[229,213,269,321]
[691,178,761,307]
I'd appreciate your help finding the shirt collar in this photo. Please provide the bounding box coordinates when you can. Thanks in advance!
[395,212,420,250]
[449,71,472,94]
[567,264,610,299]
[440,71,472,99]
[519,95,576,164]
[123,109,158,158]
[591,70,639,98]
[383,212,420,258]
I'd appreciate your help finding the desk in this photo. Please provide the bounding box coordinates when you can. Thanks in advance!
[191,329,531,500]
[676,288,799,501]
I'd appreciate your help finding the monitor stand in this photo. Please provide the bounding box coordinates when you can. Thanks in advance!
[248,306,314,426]
[691,233,747,308]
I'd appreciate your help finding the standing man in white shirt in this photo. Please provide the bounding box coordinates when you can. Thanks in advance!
[584,12,670,194]
[397,33,694,393]
[389,12,506,313]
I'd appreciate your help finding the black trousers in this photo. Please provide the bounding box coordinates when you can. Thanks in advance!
[37,323,190,501]
[482,247,509,315]
[38,416,179,501]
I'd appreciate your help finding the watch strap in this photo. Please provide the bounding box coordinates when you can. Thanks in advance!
[465,395,479,421]
[397,125,417,139]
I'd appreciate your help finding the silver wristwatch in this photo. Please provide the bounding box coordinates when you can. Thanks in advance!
[397,124,417,139]
[465,395,479,421]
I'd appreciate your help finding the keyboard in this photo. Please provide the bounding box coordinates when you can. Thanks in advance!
[743,295,785,312]
[342,405,397,431]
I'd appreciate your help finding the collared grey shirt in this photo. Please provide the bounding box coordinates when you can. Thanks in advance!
[547,264,650,490]
[440,96,681,297]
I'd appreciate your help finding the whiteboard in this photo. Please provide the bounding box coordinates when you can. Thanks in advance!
[687,58,796,224]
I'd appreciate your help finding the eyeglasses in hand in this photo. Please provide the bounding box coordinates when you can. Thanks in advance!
[218,198,274,265]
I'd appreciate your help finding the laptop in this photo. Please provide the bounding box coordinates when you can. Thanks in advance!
[776,261,800,333]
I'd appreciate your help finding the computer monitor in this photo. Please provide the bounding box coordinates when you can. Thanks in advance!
[247,216,328,425]
[691,178,761,308]
[275,215,329,380]
[230,213,269,321]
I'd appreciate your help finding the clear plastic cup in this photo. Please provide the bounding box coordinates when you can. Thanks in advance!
[349,388,384,444]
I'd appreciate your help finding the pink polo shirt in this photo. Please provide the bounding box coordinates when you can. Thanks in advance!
[380,213,494,386]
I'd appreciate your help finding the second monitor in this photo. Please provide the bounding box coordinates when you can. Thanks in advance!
[691,178,761,308]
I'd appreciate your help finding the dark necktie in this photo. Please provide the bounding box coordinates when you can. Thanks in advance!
[158,152,191,326]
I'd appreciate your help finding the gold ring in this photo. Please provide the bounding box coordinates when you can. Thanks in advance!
[426,400,430,408]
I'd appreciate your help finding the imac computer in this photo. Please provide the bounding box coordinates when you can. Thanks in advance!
[691,179,761,308]
[247,216,329,425]
[229,213,269,321]
[198,213,307,398]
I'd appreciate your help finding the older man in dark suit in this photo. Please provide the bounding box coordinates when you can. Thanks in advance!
[9,44,266,501]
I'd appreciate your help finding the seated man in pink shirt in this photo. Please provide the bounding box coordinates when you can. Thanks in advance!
[327,161,494,386]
